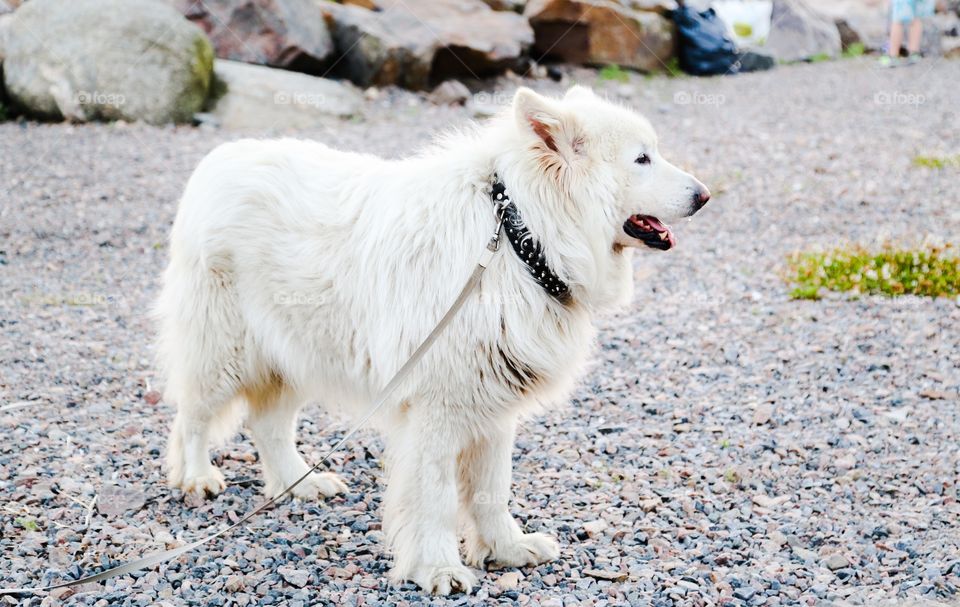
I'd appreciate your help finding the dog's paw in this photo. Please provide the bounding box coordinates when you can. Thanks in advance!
[402,564,477,596]
[267,471,348,501]
[292,471,348,500]
[466,532,560,569]
[179,467,226,498]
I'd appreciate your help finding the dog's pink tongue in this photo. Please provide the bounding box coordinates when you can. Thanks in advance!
[642,216,667,232]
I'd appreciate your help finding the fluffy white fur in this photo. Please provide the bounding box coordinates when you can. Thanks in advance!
[156,86,707,595]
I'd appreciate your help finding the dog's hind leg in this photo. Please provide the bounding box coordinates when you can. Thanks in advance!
[167,399,239,497]
[458,416,559,569]
[245,379,347,501]
[159,256,247,498]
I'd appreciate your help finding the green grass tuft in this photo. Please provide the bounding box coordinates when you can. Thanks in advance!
[664,56,683,78]
[842,42,866,58]
[808,53,833,63]
[598,64,630,83]
[15,517,40,532]
[785,244,959,299]
[912,154,960,169]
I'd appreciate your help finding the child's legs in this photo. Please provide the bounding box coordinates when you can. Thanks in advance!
[889,20,905,57]
[907,18,923,54]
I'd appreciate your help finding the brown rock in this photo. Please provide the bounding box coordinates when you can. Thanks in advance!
[497,571,522,589]
[944,37,960,59]
[483,0,527,9]
[324,0,533,89]
[171,0,334,74]
[584,568,628,582]
[97,484,147,517]
[224,574,245,592]
[525,0,675,72]
[340,0,380,8]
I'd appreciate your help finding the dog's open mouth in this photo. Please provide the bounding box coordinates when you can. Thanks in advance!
[623,215,675,251]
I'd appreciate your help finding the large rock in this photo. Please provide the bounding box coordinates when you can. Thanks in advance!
[764,0,842,62]
[806,0,886,50]
[0,12,10,62]
[524,0,675,72]
[482,0,528,10]
[3,0,213,124]
[324,0,533,90]
[171,0,334,74]
[207,59,362,129]
[945,37,960,59]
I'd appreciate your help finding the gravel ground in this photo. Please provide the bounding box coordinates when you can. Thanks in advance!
[2,58,959,607]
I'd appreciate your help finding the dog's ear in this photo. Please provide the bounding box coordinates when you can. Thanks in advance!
[563,85,597,102]
[513,88,582,160]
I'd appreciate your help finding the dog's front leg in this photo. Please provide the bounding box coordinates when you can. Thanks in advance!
[459,417,560,570]
[383,410,476,595]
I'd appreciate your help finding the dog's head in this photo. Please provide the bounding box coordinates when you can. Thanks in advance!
[499,86,710,308]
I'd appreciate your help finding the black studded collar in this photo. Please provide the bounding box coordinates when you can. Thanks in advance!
[491,177,572,304]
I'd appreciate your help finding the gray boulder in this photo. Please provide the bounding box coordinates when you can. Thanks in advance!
[324,0,533,90]
[207,59,362,130]
[764,0,842,62]
[0,12,10,62]
[806,0,887,51]
[3,0,213,124]
[171,0,334,74]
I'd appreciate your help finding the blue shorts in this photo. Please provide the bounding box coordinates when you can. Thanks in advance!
[891,0,934,22]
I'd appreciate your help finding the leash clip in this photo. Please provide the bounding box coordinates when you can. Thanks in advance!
[487,203,507,252]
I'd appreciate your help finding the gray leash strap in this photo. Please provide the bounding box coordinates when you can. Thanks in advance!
[1,228,503,597]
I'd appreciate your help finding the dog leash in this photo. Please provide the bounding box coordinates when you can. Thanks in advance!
[0,203,508,597]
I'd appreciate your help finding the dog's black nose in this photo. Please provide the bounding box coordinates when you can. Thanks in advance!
[691,186,711,212]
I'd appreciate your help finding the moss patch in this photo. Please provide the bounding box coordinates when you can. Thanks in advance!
[664,56,683,78]
[785,244,959,300]
[172,34,215,123]
[912,154,960,169]
[598,64,630,83]
[842,42,866,58]
[733,22,753,38]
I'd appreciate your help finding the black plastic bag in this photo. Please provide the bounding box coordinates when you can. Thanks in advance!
[671,6,741,76]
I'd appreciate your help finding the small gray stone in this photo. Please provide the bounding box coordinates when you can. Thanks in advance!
[824,554,850,571]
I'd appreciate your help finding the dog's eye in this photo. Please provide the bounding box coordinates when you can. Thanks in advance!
[635,154,651,165]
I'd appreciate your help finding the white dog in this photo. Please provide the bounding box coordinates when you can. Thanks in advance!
[156,86,709,595]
